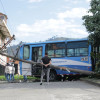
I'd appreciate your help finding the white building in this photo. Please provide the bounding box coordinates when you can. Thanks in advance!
[0,12,11,66]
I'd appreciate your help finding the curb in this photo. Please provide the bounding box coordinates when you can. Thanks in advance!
[0,79,40,84]
[80,78,100,87]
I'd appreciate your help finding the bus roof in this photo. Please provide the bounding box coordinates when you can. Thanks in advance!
[23,38,88,46]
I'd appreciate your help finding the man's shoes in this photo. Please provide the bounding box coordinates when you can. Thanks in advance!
[40,83,42,85]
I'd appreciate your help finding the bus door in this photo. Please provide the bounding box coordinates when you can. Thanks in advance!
[31,44,45,76]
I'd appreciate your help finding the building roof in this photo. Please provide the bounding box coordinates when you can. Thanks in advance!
[0,13,8,19]
[0,19,11,38]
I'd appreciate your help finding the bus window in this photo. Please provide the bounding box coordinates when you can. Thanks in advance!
[45,42,65,57]
[67,41,88,57]
[23,45,30,59]
[48,50,54,57]
[67,49,74,56]
[75,48,88,56]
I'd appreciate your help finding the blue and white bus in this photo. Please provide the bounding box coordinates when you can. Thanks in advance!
[20,39,92,81]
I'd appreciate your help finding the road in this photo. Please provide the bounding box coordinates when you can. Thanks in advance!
[0,81,100,100]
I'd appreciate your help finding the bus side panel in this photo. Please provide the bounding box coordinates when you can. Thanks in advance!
[22,62,31,75]
[20,61,22,75]
[51,57,92,75]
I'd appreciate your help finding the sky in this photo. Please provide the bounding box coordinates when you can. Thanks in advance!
[0,0,91,44]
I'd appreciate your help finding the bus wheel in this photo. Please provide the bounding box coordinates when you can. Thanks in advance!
[49,70,57,81]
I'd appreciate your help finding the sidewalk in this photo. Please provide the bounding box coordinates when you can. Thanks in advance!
[0,80,8,84]
[80,78,100,87]
[0,79,40,84]
[1,78,100,87]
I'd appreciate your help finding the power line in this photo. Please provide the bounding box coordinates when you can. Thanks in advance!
[0,58,6,64]
[0,0,6,14]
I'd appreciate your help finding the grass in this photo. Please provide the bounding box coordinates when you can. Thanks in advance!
[0,75,6,80]
[0,75,39,81]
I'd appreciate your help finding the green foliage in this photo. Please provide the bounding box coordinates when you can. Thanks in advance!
[83,0,100,74]
[91,52,100,59]
[88,73,100,79]
[0,75,38,81]
[91,52,100,72]
[0,75,6,80]
[95,60,100,72]
[91,52,96,59]
[82,0,100,47]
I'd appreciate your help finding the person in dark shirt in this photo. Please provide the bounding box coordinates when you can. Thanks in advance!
[40,53,51,85]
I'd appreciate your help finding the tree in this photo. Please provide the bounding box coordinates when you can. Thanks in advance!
[82,0,100,47]
[82,0,100,71]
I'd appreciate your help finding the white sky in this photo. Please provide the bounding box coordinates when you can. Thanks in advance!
[0,0,91,44]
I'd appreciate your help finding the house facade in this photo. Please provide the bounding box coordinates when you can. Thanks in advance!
[0,12,11,66]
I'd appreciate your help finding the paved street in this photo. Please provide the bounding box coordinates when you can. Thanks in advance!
[0,81,100,100]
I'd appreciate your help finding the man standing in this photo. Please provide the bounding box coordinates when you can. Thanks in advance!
[11,63,15,82]
[5,63,10,82]
[9,63,15,82]
[40,53,51,85]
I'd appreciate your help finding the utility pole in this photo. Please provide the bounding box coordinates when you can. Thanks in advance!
[0,52,94,75]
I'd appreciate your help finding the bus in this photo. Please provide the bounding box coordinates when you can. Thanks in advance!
[20,39,92,81]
